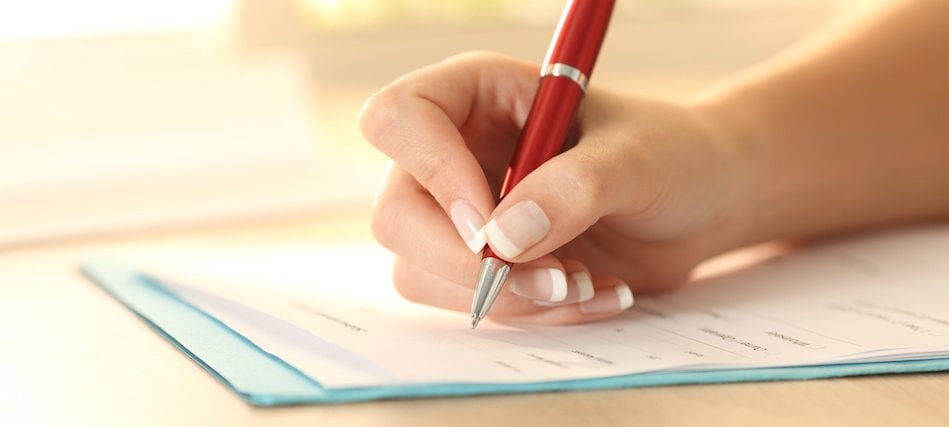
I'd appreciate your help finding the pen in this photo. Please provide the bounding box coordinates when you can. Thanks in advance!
[470,0,615,328]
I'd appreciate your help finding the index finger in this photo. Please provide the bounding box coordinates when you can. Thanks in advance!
[359,52,540,251]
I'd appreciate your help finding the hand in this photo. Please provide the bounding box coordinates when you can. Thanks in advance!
[360,52,752,325]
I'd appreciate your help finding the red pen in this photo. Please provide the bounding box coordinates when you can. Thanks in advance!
[470,0,615,328]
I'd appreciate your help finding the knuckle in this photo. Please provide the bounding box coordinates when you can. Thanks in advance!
[391,260,425,303]
[359,85,455,196]
[411,148,453,191]
[443,50,498,66]
[359,86,406,152]
[358,89,399,147]
[447,50,531,74]
[369,193,402,251]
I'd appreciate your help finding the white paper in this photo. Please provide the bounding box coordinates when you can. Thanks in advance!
[134,225,949,389]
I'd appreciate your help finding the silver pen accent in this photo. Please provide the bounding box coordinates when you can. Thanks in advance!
[469,257,511,328]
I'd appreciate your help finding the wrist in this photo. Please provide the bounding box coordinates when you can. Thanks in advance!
[688,87,776,254]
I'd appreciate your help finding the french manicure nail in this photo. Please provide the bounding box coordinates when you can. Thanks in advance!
[573,272,595,303]
[534,271,595,306]
[509,268,568,302]
[579,285,634,314]
[485,200,551,259]
[449,201,486,253]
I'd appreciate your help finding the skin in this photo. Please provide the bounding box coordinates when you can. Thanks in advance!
[359,0,949,325]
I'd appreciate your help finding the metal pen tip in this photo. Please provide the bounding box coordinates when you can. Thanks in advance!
[468,257,511,328]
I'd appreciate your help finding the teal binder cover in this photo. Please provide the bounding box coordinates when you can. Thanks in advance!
[81,260,949,406]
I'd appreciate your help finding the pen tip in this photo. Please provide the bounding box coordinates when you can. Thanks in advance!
[471,316,481,329]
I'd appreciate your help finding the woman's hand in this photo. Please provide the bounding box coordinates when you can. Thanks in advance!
[360,52,752,325]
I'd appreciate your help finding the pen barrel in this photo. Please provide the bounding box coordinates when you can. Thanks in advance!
[498,75,584,199]
[484,0,613,264]
[475,0,613,318]
[543,0,615,77]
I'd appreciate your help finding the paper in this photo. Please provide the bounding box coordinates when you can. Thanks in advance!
[93,225,949,393]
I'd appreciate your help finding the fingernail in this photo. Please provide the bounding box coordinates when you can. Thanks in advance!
[449,201,486,253]
[579,285,634,314]
[573,272,596,303]
[485,200,550,259]
[508,268,567,302]
[534,271,595,306]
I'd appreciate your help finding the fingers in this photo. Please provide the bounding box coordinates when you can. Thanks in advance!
[481,98,661,263]
[531,258,594,306]
[392,258,540,317]
[374,164,636,325]
[363,54,715,326]
[371,163,483,285]
[373,163,566,294]
[392,256,634,325]
[360,52,540,254]
[479,91,728,264]
[372,163,564,294]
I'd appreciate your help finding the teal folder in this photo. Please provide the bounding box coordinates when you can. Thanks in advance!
[81,260,949,406]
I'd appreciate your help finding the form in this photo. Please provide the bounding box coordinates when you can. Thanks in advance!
[133,224,949,390]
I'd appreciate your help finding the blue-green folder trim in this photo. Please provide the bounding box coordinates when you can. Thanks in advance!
[81,260,949,406]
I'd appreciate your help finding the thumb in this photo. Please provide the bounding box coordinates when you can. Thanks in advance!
[483,139,659,262]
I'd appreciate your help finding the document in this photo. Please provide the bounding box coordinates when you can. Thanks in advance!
[82,224,949,403]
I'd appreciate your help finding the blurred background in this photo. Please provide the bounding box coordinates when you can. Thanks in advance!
[0,0,882,249]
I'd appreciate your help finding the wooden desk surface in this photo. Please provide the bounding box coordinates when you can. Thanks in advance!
[2,212,948,427]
